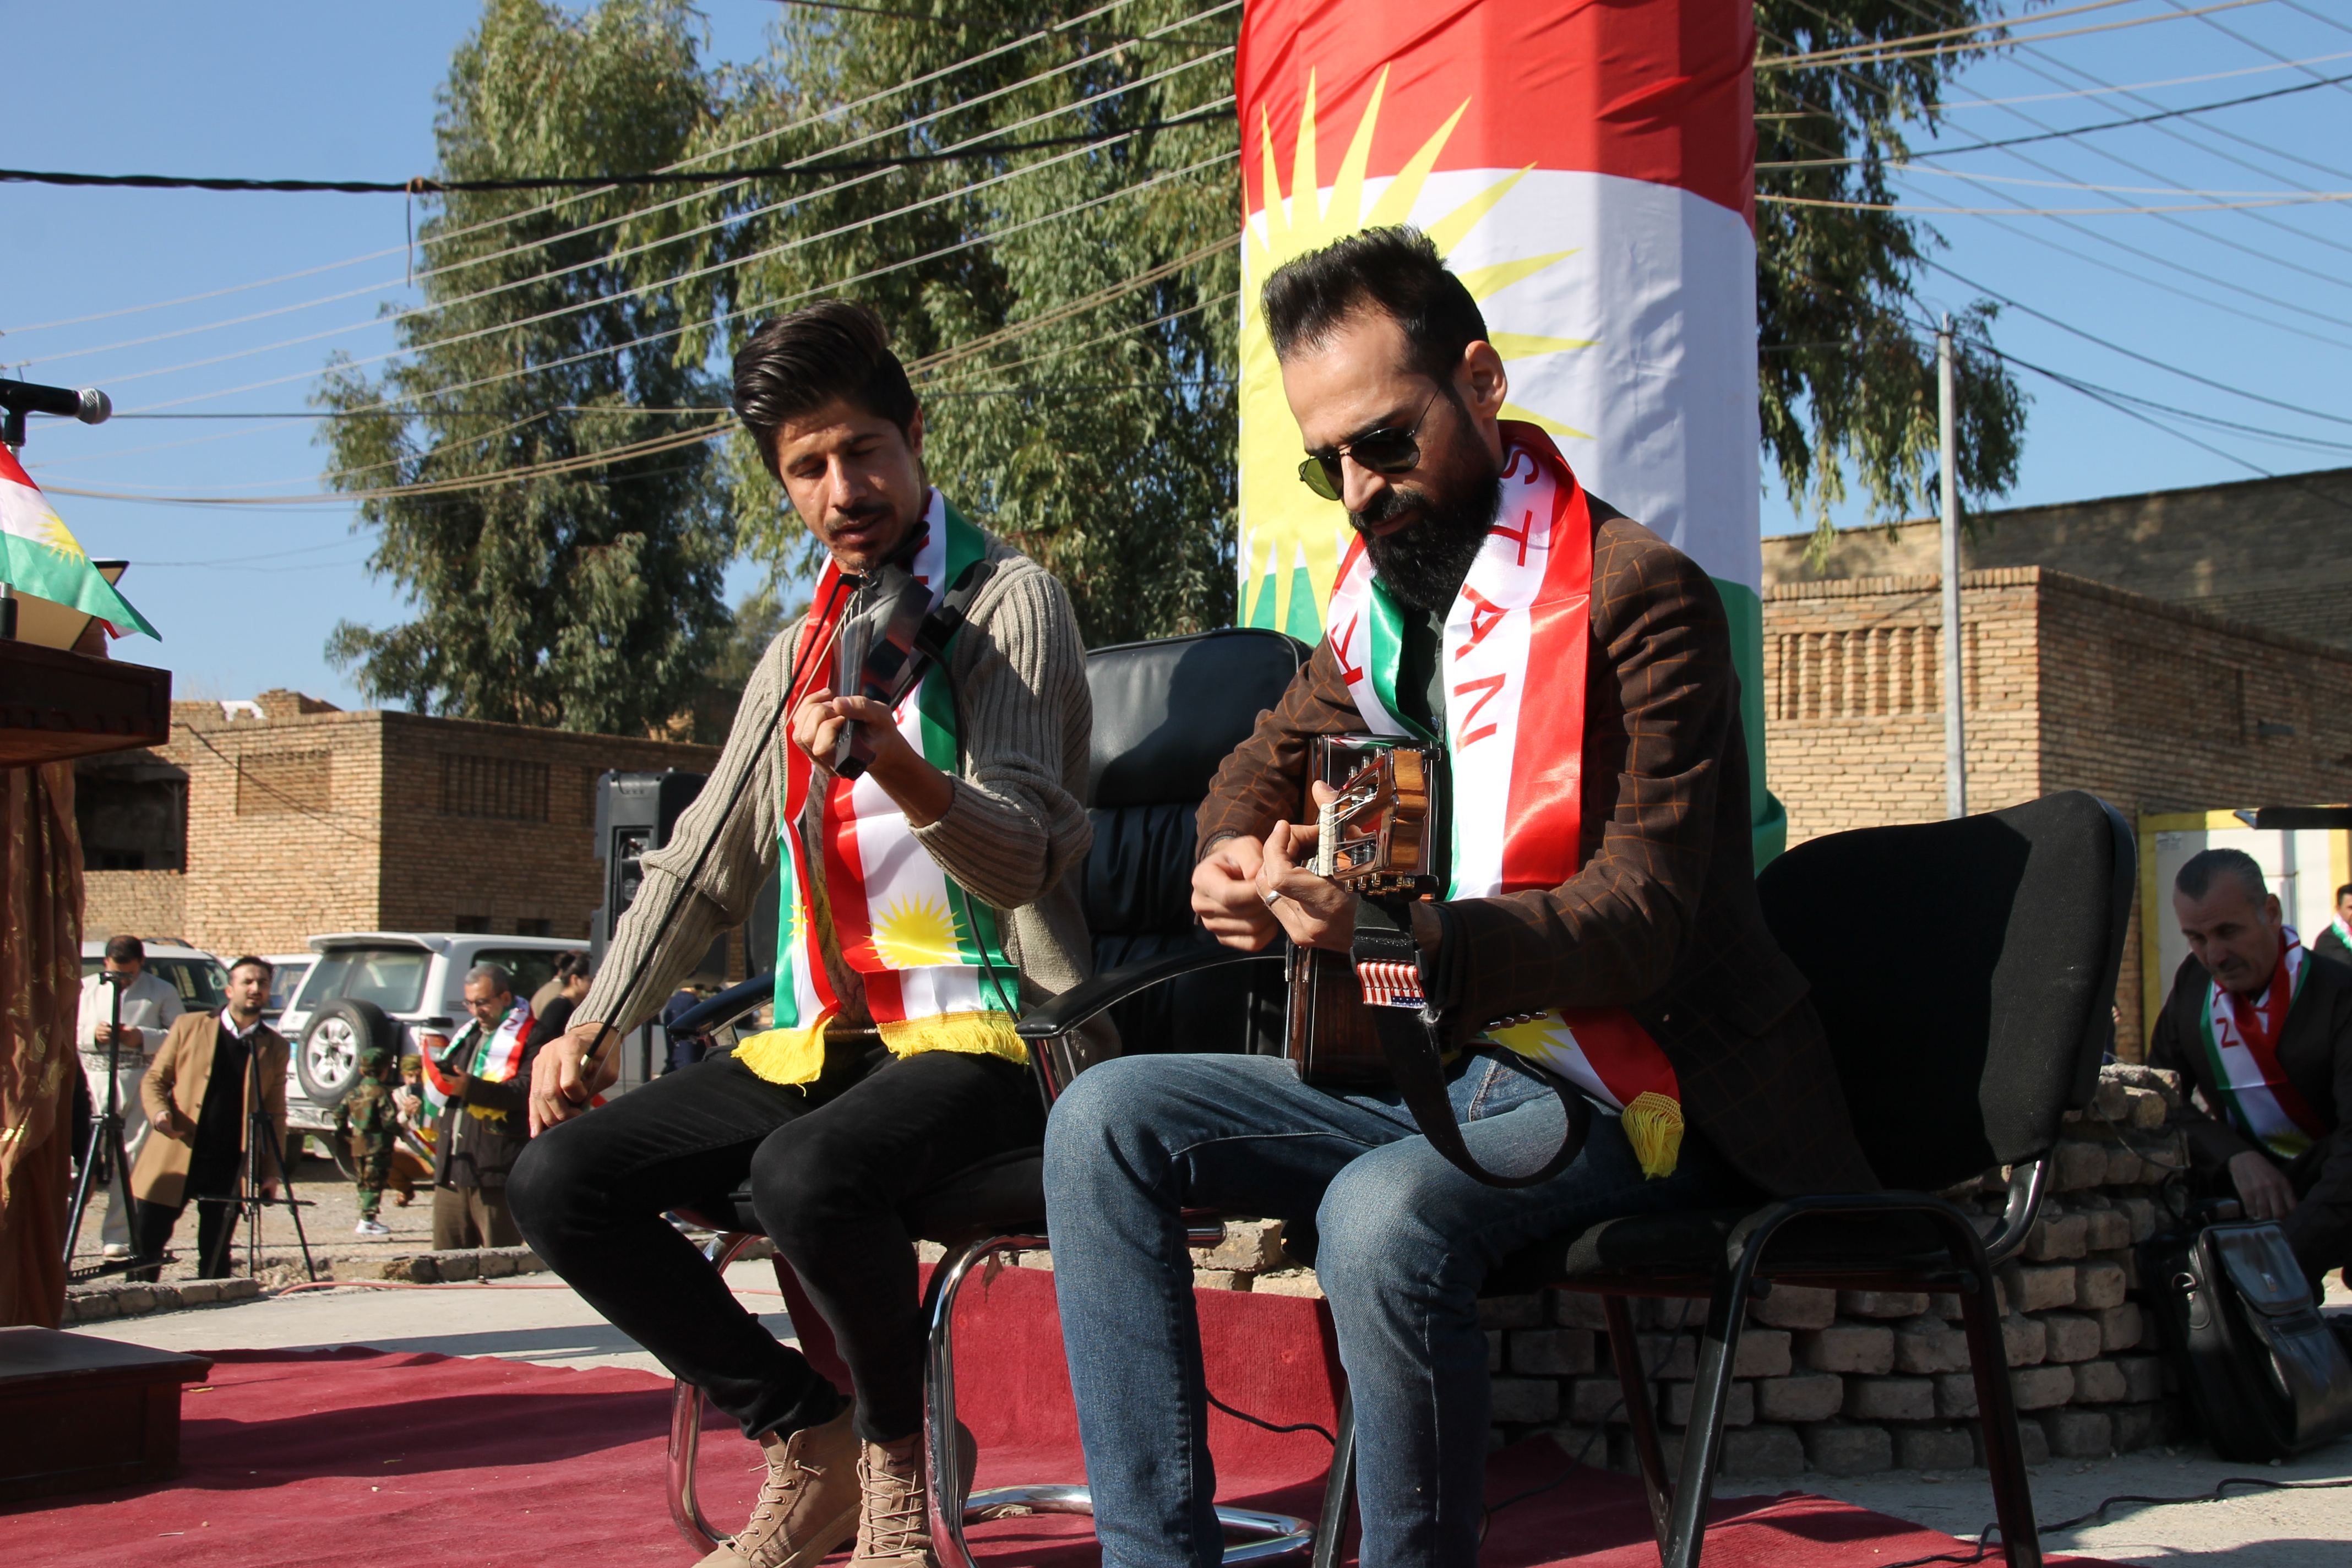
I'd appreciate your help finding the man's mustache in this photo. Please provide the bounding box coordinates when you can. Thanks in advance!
[1351,486,1430,531]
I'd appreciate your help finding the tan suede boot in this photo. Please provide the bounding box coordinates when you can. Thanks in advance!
[697,1406,861,1568]
[846,1423,977,1568]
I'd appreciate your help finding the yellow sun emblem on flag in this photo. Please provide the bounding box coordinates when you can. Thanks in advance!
[1240,66,1594,639]
[14,499,88,562]
[869,895,963,970]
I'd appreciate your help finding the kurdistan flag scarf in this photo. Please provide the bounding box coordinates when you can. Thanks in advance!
[421,1000,533,1125]
[734,492,1021,1088]
[1324,422,1685,1178]
[2198,930,2324,1159]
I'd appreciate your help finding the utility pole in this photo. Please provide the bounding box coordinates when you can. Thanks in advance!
[1937,315,1967,819]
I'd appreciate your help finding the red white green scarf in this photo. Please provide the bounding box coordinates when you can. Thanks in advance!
[736,492,1021,1087]
[422,1000,533,1124]
[2197,929,2323,1159]
[1323,423,1685,1178]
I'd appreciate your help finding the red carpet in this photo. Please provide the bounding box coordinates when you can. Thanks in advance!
[4,1267,2114,1566]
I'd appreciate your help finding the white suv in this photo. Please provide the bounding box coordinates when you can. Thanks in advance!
[277,932,588,1135]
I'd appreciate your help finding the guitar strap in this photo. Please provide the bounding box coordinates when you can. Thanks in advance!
[1352,914,1591,1189]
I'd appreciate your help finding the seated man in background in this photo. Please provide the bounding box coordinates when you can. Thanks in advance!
[425,962,538,1251]
[2310,881,2352,971]
[129,957,286,1280]
[1044,228,1879,1568]
[2150,847,2352,1292]
[510,301,1102,1568]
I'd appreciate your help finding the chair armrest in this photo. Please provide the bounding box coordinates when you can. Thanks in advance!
[1014,948,1283,1042]
[1979,1156,2049,1268]
[667,972,777,1037]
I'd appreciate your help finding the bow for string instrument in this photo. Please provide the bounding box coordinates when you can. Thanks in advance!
[1281,734,1591,1189]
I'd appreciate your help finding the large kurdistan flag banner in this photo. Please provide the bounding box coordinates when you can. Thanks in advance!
[1235,0,1783,859]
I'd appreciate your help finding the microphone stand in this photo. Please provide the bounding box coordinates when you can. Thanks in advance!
[63,972,141,1278]
[193,1024,317,1283]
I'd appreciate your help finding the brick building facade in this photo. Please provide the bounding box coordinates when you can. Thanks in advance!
[1763,567,2352,1053]
[78,689,718,961]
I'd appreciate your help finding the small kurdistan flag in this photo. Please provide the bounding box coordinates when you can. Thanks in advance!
[0,443,158,639]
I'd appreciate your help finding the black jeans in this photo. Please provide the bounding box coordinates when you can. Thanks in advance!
[508,1045,1043,1444]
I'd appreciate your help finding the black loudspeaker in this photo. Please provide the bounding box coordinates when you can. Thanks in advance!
[591,770,710,966]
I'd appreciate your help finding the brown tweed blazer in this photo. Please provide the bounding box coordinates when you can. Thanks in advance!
[1199,506,1880,1198]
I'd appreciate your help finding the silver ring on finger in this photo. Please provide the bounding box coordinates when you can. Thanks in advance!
[1260,888,1283,908]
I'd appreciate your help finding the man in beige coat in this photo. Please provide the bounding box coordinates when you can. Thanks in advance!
[130,957,288,1280]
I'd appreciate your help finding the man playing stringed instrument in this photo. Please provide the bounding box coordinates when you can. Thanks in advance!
[1044,228,1877,1568]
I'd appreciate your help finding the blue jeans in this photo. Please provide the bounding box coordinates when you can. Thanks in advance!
[1043,1050,1757,1568]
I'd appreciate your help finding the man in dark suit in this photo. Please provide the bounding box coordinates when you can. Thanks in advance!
[2149,847,2352,1292]
[2310,881,2352,972]
[1043,227,1876,1568]
[129,957,290,1280]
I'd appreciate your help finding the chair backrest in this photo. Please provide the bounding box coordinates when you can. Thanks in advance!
[1754,790,2135,1192]
[1082,628,1309,1053]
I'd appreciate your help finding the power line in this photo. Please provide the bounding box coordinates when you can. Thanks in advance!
[0,107,1236,196]
[1758,0,2278,71]
[1933,47,2352,106]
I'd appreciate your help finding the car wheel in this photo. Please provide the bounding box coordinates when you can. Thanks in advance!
[298,999,396,1106]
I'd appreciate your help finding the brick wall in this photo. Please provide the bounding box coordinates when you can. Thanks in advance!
[1760,466,2352,652]
[83,869,189,947]
[1763,569,2352,1054]
[96,694,717,961]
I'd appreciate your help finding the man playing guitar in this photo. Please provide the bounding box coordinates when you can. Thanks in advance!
[1042,228,1879,1568]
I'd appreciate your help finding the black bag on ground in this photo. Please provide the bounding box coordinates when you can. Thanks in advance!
[2139,1219,2352,1461]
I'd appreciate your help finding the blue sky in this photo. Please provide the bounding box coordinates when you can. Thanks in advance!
[5,1,2349,708]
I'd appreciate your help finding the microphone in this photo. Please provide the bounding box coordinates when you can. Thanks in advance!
[0,379,111,424]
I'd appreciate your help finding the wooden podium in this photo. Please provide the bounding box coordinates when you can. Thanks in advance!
[0,639,171,767]
[0,1329,212,1502]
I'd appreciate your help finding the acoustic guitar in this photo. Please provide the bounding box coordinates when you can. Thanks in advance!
[1282,735,1446,1087]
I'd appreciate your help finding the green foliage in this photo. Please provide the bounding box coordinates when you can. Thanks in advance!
[633,0,1240,645]
[1755,1,2029,556]
[318,0,733,735]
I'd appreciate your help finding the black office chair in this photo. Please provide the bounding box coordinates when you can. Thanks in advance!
[663,628,1318,1567]
[1271,790,2135,1568]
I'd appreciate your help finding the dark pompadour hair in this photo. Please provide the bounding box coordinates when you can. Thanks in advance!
[2176,847,2267,904]
[227,955,273,979]
[732,301,917,473]
[1260,226,1488,384]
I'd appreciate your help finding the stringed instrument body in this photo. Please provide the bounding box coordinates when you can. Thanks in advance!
[1283,735,1447,1087]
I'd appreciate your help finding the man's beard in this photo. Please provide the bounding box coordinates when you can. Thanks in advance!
[1352,460,1502,613]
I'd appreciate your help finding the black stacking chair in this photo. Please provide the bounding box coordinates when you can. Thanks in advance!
[661,628,1317,1567]
[1296,790,2136,1568]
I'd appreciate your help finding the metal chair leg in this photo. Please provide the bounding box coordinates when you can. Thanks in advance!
[1659,1274,1759,1568]
[669,1230,775,1555]
[1309,1386,1356,1568]
[1944,1227,2043,1568]
[1604,1293,1674,1551]
[922,1233,1316,1566]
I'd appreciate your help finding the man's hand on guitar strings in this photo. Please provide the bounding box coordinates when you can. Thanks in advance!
[1258,783,1359,953]
[1192,834,1283,951]
[528,1018,623,1136]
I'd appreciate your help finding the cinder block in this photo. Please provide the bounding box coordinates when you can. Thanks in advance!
[1838,1290,1929,1319]
[2124,1087,2167,1130]
[2111,1402,2161,1452]
[1974,1418,2049,1469]
[112,1286,156,1316]
[1569,1376,1638,1425]
[1511,1329,1597,1377]
[1548,1290,1610,1330]
[2023,1215,2089,1263]
[175,1280,219,1305]
[1844,1376,1936,1422]
[2002,1314,2047,1368]
[220,1277,263,1302]
[1801,1423,1894,1476]
[2053,1143,2108,1193]
[1253,1269,1324,1298]
[2010,1365,2076,1411]
[1750,1283,1838,1331]
[1928,1292,1966,1319]
[2116,1354,2166,1403]
[1634,1333,1698,1381]
[1665,1379,1755,1428]
[1893,1425,1977,1471]
[1733,1329,1794,1379]
[1756,1373,1846,1423]
[1199,1217,1284,1272]
[2042,1407,2113,1458]
[1893,1316,1971,1374]
[2075,1260,2127,1310]
[73,1292,119,1321]
[2104,1147,2146,1187]
[2007,1264,2077,1313]
[2120,1197,2158,1243]
[1933,1372,1981,1419]
[1490,1378,1559,1424]
[1639,1298,1705,1331]
[1721,1425,1806,1478]
[1479,1294,1544,1330]
[2081,1210,2132,1252]
[2040,1312,2103,1364]
[2073,1360,2128,1404]
[1193,1270,1248,1291]
[2090,1077,2132,1123]
[2095,1303,2143,1353]
[434,1251,480,1281]
[1798,1321,1894,1375]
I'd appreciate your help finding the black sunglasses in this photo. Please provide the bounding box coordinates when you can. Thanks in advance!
[1296,390,1441,502]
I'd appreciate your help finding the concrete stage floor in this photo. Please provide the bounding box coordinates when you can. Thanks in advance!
[70,1267,2352,1566]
